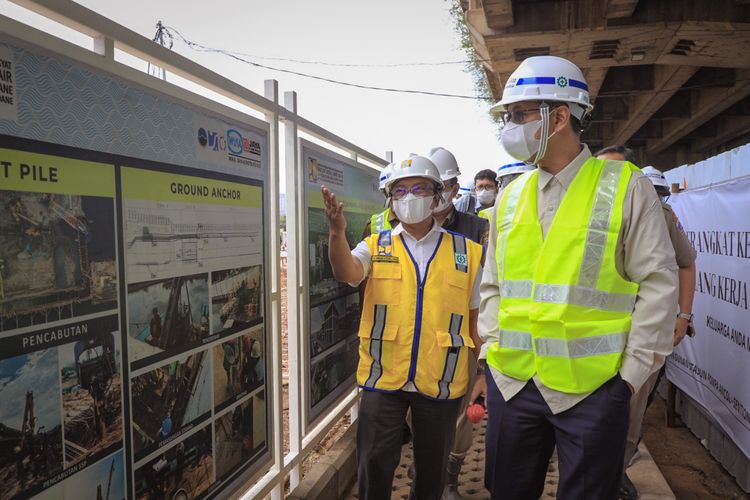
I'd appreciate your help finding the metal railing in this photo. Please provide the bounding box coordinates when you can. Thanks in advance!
[2,1,388,498]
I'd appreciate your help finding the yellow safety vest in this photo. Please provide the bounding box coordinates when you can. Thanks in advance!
[370,208,393,234]
[477,208,491,221]
[487,158,639,394]
[357,229,482,399]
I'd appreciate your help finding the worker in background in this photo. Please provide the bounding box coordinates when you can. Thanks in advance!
[322,156,484,500]
[453,179,476,214]
[593,153,698,500]
[496,162,535,197]
[474,169,498,220]
[426,147,488,498]
[365,162,398,235]
[595,144,638,164]
[475,55,678,499]
[430,147,489,246]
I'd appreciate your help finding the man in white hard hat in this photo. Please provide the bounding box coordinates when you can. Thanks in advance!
[474,55,678,499]
[593,155,697,500]
[429,147,489,246]
[365,162,399,235]
[453,179,477,214]
[426,147,488,498]
[322,156,485,500]
[496,162,535,195]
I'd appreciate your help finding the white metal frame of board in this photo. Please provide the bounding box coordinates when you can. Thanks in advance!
[1,1,389,498]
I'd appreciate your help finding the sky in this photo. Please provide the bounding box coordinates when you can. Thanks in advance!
[0,0,516,186]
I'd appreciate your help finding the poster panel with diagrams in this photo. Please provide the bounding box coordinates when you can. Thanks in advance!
[0,33,271,499]
[301,139,384,425]
[0,146,124,500]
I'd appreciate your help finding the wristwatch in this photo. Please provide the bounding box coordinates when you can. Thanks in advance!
[677,312,694,322]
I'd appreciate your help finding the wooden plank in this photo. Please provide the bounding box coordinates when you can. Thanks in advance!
[606,0,641,19]
[647,69,750,154]
[609,65,698,146]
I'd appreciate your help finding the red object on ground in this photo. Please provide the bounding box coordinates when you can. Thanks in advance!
[467,403,485,424]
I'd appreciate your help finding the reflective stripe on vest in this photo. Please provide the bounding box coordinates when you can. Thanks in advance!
[488,158,639,394]
[356,230,482,399]
[370,208,392,234]
[363,304,387,389]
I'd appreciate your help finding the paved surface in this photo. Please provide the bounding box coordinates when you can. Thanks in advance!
[346,416,675,499]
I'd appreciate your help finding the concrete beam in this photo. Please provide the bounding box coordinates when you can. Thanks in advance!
[647,69,750,155]
[606,0,641,18]
[689,115,750,153]
[482,0,514,30]
[609,65,697,146]
[586,66,609,101]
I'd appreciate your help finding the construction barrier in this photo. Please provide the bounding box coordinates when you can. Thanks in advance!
[665,145,750,493]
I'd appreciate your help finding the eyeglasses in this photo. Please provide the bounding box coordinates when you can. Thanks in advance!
[502,105,563,125]
[501,108,541,125]
[390,183,435,200]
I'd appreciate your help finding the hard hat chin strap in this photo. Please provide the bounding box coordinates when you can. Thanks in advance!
[533,103,551,166]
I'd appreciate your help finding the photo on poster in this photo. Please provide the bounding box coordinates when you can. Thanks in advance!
[214,391,266,481]
[62,450,126,500]
[134,425,213,500]
[308,207,370,307]
[127,274,209,366]
[123,198,262,285]
[212,329,264,411]
[310,292,361,358]
[0,349,63,500]
[310,336,359,409]
[130,350,211,460]
[59,331,123,468]
[0,191,117,333]
[210,265,263,335]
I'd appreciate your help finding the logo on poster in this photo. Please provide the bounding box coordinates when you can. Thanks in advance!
[196,124,262,168]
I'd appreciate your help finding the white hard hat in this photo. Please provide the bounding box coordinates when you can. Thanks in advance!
[378,163,394,191]
[428,147,461,181]
[386,156,443,193]
[497,162,534,180]
[490,56,594,121]
[458,179,474,195]
[641,166,670,190]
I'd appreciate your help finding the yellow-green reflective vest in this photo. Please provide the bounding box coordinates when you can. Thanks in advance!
[357,229,482,399]
[478,208,491,221]
[370,208,393,234]
[487,158,639,394]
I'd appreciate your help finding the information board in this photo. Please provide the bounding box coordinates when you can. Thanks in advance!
[0,36,271,500]
[301,140,383,425]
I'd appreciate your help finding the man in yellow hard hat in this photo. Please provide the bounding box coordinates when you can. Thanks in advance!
[475,56,678,499]
[323,155,485,500]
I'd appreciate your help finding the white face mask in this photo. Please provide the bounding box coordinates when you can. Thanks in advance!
[500,105,557,165]
[392,193,435,224]
[476,188,497,206]
[500,119,542,163]
[433,193,452,214]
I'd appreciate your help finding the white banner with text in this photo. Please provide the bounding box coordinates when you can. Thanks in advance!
[666,175,750,460]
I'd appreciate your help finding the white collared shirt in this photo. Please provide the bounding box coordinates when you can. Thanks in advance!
[350,221,482,309]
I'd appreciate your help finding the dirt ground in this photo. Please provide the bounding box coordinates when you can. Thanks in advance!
[644,395,749,499]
